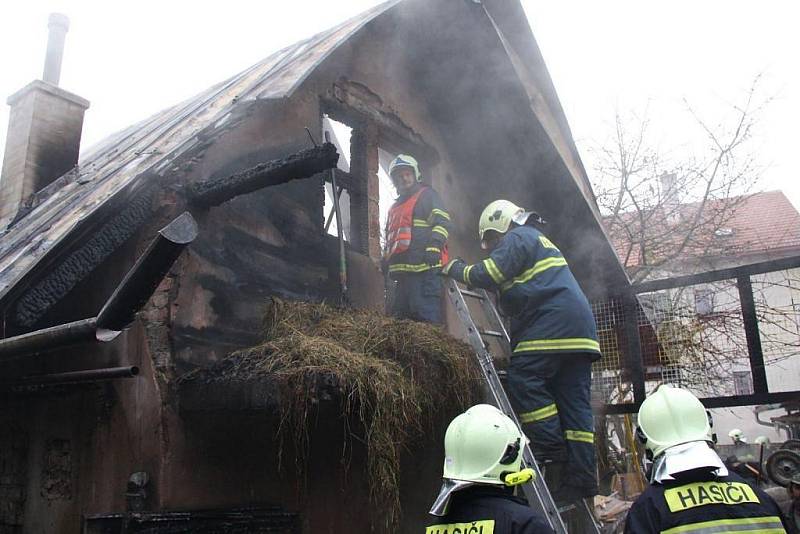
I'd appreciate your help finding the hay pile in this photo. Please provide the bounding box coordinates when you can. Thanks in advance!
[184,298,483,530]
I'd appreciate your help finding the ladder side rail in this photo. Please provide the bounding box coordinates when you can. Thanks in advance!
[446,280,568,534]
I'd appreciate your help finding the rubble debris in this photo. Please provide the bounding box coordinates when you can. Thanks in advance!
[594,493,633,532]
[179,298,483,531]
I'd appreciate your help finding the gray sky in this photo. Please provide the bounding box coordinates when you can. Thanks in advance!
[1,1,798,208]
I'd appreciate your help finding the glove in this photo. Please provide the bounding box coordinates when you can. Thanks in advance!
[440,258,466,277]
[424,246,442,267]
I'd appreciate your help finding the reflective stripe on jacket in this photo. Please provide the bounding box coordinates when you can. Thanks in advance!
[448,225,599,358]
[624,472,789,534]
[426,486,554,534]
[385,185,451,275]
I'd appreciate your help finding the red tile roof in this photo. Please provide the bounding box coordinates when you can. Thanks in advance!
[605,190,800,269]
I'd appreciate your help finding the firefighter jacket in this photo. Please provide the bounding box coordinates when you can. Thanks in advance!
[426,486,554,534]
[624,472,789,534]
[447,225,600,358]
[385,184,451,276]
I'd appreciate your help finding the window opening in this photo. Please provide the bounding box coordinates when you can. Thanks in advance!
[377,147,400,249]
[322,116,353,240]
[694,287,715,316]
[732,370,753,395]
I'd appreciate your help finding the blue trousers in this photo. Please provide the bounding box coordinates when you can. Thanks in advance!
[506,352,597,490]
[390,270,443,324]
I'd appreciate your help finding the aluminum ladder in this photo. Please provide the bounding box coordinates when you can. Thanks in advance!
[445,279,601,534]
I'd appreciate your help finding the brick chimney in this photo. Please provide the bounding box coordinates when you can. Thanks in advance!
[0,13,90,229]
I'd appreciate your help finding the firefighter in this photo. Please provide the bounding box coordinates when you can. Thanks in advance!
[625,385,790,534]
[729,428,748,445]
[788,474,800,534]
[440,199,600,503]
[427,404,554,533]
[383,154,451,324]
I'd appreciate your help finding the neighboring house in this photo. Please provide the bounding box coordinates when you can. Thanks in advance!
[605,190,800,442]
[0,2,630,532]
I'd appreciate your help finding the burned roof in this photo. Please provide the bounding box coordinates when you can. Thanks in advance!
[0,0,627,312]
[0,1,399,302]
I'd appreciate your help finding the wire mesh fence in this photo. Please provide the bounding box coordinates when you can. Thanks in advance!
[591,267,800,406]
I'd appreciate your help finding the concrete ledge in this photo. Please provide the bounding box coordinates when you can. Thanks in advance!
[7,80,90,109]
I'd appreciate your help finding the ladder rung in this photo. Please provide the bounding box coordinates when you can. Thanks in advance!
[481,330,504,338]
[459,288,485,299]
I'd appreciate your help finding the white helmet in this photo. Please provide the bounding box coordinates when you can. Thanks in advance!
[429,404,530,516]
[728,429,746,442]
[637,385,712,459]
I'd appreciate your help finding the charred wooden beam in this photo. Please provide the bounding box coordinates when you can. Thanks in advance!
[3,366,138,389]
[187,143,339,208]
[0,213,197,361]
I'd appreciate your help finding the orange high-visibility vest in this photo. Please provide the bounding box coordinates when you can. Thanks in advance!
[386,187,449,263]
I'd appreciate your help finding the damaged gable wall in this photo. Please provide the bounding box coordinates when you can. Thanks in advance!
[0,1,630,533]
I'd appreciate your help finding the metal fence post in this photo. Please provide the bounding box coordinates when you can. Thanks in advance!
[736,275,769,394]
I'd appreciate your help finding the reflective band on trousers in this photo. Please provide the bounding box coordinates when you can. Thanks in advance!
[520,403,558,423]
[660,516,786,534]
[388,263,438,273]
[500,256,568,292]
[513,338,601,353]
[565,430,594,443]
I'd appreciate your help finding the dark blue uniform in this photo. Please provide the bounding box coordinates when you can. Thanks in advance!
[446,225,600,496]
[625,472,789,533]
[426,486,554,534]
[386,185,452,324]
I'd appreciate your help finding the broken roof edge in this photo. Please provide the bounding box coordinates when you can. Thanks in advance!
[268,0,402,101]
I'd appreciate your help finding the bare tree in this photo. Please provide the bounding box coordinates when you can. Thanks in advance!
[588,76,800,400]
[591,75,770,283]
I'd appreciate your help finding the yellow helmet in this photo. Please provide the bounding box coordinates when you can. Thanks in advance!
[637,385,711,458]
[478,200,533,249]
[388,154,421,182]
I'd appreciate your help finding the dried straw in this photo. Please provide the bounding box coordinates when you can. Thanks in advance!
[182,298,482,531]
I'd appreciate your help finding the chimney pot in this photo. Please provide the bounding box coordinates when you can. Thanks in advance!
[43,13,70,86]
